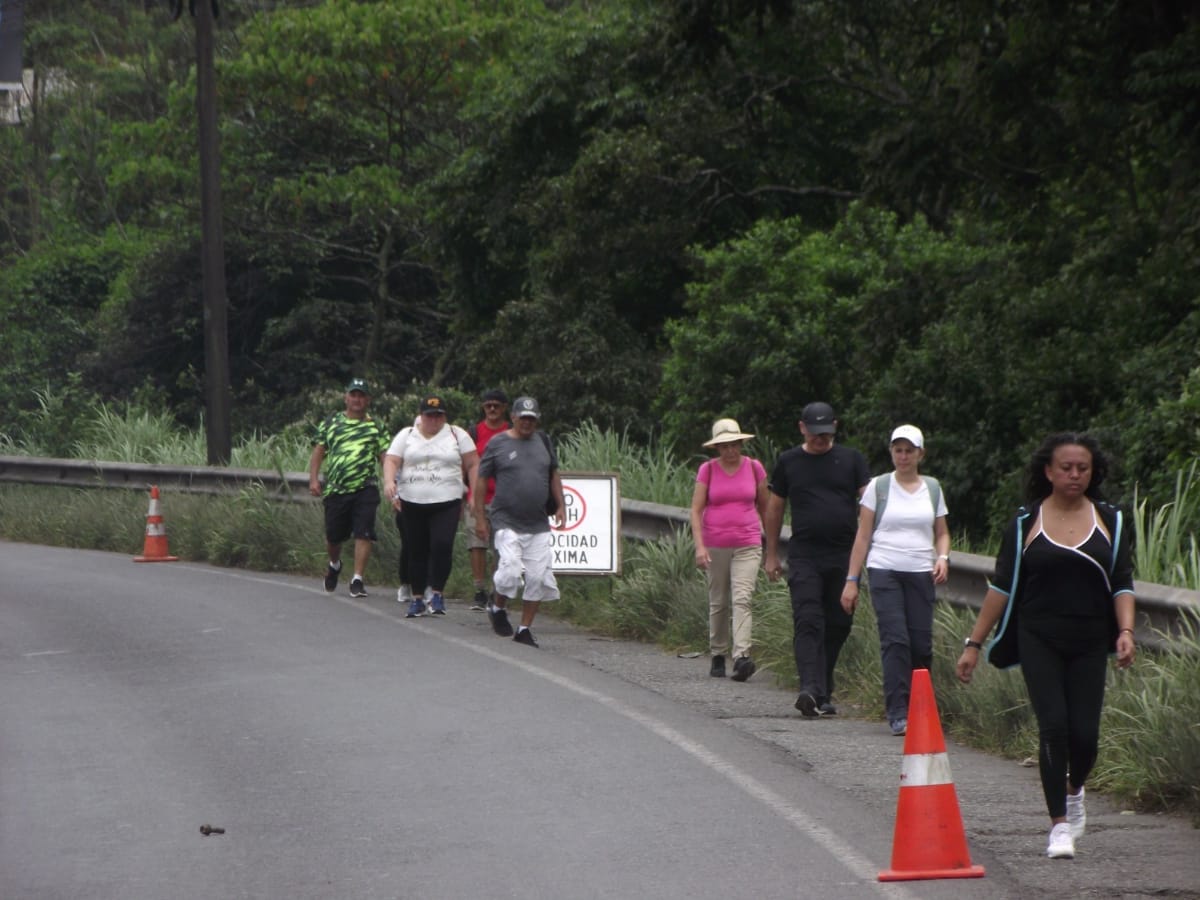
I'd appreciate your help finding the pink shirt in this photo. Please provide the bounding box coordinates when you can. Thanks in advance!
[697,457,766,548]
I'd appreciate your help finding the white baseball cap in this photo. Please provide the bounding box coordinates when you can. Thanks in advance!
[890,424,924,449]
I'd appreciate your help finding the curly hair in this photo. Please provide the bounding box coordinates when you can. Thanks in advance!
[1024,432,1108,504]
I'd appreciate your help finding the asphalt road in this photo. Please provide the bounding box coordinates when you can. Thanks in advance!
[1,542,1196,899]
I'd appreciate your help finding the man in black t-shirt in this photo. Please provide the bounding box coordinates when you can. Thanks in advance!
[764,402,869,717]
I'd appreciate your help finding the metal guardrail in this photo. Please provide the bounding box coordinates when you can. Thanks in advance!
[2,455,1196,644]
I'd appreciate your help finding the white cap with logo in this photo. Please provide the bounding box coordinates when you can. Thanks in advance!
[890,424,924,448]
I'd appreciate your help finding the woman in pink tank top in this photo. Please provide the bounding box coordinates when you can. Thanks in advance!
[689,418,768,682]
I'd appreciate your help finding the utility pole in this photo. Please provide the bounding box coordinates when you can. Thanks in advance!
[176,0,231,464]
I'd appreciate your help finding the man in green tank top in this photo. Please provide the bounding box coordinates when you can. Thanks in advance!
[308,378,391,598]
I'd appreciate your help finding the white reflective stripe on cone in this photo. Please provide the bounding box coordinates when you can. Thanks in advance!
[899,752,954,787]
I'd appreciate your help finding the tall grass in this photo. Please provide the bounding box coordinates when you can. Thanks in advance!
[1133,460,1200,589]
[555,420,695,507]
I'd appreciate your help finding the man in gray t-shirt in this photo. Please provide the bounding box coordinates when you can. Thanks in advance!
[474,396,565,647]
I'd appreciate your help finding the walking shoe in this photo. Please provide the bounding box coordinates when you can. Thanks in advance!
[710,655,726,678]
[429,591,446,615]
[1046,822,1075,859]
[471,589,489,610]
[1066,786,1086,840]
[488,606,514,636]
[397,584,414,605]
[730,656,756,682]
[405,596,426,618]
[349,578,367,598]
[794,691,819,718]
[818,701,838,716]
[324,562,341,593]
[513,628,538,647]
[890,718,907,736]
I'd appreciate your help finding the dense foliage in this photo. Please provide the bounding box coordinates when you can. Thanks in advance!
[1,0,1197,542]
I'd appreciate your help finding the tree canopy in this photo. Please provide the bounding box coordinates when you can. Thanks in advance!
[2,0,1197,541]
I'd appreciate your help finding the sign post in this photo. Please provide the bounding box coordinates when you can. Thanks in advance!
[551,473,621,575]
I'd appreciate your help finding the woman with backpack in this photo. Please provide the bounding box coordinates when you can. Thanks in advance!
[840,425,950,736]
[690,418,769,682]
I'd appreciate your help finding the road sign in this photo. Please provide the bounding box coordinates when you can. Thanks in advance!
[552,472,620,575]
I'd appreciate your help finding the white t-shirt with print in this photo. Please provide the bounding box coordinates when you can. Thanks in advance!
[862,474,948,572]
[388,424,474,504]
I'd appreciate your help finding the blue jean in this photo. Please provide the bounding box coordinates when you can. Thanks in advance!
[866,568,935,722]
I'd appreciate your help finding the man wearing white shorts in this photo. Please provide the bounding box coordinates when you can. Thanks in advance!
[473,396,565,647]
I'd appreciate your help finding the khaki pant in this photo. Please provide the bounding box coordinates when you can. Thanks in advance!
[707,544,761,660]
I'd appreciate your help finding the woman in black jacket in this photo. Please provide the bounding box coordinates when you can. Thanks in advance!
[956,433,1136,860]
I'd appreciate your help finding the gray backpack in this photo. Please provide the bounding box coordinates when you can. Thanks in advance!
[872,472,942,531]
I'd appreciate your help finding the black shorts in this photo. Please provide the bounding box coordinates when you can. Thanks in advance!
[323,485,381,544]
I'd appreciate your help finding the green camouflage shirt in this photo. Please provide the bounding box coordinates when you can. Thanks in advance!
[315,412,390,495]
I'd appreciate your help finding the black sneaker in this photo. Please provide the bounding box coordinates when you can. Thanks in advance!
[709,655,726,678]
[513,628,538,647]
[819,701,838,716]
[730,656,756,682]
[488,606,514,637]
[348,578,367,598]
[471,589,489,610]
[324,562,341,593]
[794,691,819,718]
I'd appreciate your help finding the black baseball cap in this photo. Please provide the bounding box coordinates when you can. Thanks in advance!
[801,401,836,434]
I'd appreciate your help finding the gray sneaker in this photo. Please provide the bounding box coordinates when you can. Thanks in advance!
[348,578,367,598]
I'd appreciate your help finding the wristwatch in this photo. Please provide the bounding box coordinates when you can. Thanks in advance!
[963,637,983,651]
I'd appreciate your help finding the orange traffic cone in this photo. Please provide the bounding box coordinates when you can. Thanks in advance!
[133,485,179,563]
[878,668,985,881]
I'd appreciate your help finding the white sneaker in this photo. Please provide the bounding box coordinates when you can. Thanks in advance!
[396,585,414,604]
[1066,786,1086,839]
[1046,823,1075,859]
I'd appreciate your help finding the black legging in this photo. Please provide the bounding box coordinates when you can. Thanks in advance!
[395,499,462,596]
[1018,621,1109,819]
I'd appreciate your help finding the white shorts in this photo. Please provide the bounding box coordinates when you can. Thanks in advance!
[493,529,560,602]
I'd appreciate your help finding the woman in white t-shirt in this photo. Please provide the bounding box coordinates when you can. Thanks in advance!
[383,395,478,618]
[840,425,950,736]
